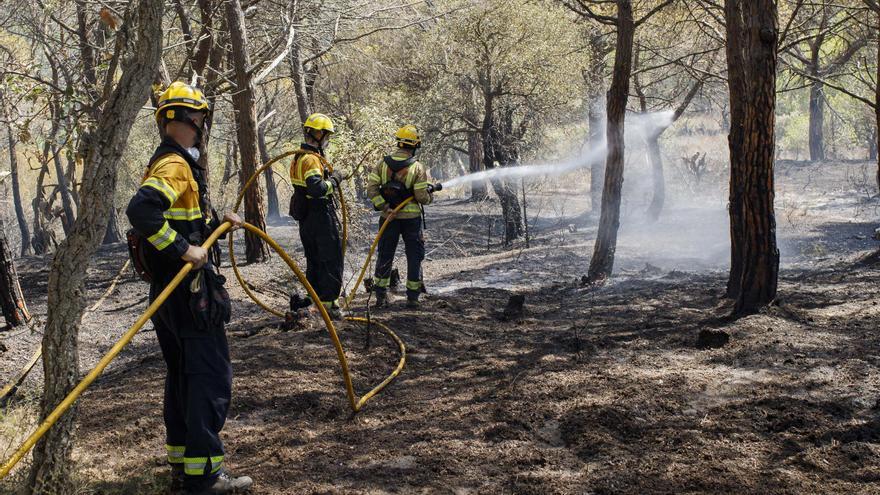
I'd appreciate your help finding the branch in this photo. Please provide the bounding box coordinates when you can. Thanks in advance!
[560,1,618,26]
[636,0,676,27]
[796,69,876,109]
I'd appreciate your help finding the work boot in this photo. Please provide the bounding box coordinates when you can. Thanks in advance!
[187,470,253,494]
[327,306,347,321]
[170,465,185,493]
[374,290,389,309]
[406,295,420,309]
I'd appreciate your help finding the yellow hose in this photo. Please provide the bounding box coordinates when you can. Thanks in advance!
[0,219,407,479]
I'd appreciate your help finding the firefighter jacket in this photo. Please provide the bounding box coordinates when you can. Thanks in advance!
[366,150,432,220]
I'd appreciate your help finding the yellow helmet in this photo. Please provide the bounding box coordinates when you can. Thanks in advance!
[154,81,209,122]
[395,125,421,148]
[303,113,335,133]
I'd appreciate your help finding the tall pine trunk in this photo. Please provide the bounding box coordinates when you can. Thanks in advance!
[587,99,605,215]
[876,18,880,194]
[646,134,664,222]
[25,1,163,492]
[227,0,268,262]
[258,124,280,219]
[2,106,31,256]
[290,24,312,124]
[725,0,747,299]
[587,0,634,282]
[808,80,826,161]
[725,0,780,314]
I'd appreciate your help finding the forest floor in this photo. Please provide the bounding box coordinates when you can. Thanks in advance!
[2,160,880,494]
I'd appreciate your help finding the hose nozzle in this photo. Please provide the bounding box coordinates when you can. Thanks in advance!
[427,183,443,193]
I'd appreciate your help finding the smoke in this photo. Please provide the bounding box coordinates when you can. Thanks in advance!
[441,111,675,189]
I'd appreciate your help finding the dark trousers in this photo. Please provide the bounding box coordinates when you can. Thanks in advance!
[298,203,343,306]
[150,274,232,487]
[374,216,425,298]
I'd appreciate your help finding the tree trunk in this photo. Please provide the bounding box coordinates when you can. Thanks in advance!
[482,125,522,244]
[646,134,664,222]
[258,124,280,219]
[491,179,523,245]
[3,106,32,256]
[223,137,238,185]
[725,0,747,299]
[876,20,880,194]
[868,125,878,161]
[51,139,76,236]
[808,80,826,161]
[227,0,268,262]
[290,25,312,124]
[32,123,60,255]
[0,212,30,327]
[460,81,488,201]
[726,0,780,315]
[64,141,81,209]
[584,31,611,216]
[102,208,121,244]
[468,131,488,201]
[587,0,634,283]
[588,99,605,215]
[194,8,226,198]
[24,1,163,491]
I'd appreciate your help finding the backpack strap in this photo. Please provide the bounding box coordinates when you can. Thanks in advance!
[384,155,416,173]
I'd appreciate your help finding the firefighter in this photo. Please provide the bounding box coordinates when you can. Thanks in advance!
[367,125,437,309]
[126,82,252,494]
[288,113,346,319]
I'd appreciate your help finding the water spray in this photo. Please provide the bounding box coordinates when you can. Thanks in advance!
[439,111,674,190]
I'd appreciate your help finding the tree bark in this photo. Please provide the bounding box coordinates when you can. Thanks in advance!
[645,135,664,222]
[102,208,121,244]
[223,137,238,186]
[460,81,488,201]
[2,104,31,256]
[587,0,634,282]
[876,17,880,193]
[726,0,780,315]
[0,212,30,327]
[585,32,610,216]
[869,125,878,162]
[258,123,280,219]
[467,131,488,201]
[290,24,312,124]
[725,0,747,299]
[587,99,605,215]
[50,134,76,236]
[481,103,523,245]
[25,1,163,491]
[226,0,268,262]
[808,80,826,161]
[32,123,60,255]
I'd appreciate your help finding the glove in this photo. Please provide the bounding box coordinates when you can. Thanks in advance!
[330,169,345,187]
[189,269,232,332]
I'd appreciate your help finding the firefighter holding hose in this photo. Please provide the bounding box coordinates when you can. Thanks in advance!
[126,82,252,494]
[367,125,441,309]
[288,113,347,319]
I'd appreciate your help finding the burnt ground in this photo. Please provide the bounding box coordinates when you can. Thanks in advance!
[2,160,880,494]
